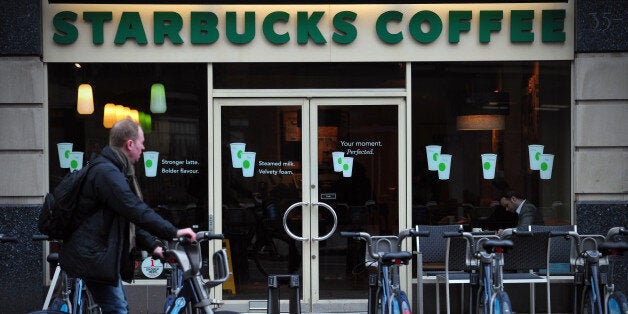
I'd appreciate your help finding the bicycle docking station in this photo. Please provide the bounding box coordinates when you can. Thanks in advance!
[267,274,301,314]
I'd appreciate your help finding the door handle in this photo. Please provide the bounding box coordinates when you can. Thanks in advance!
[283,201,309,242]
[312,202,338,241]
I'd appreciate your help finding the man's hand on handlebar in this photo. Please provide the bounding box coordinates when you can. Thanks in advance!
[176,228,197,242]
[152,246,165,259]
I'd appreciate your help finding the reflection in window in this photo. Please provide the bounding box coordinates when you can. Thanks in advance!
[48,63,208,279]
[411,61,571,229]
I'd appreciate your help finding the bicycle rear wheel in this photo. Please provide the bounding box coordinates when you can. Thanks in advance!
[607,292,628,314]
[491,291,513,314]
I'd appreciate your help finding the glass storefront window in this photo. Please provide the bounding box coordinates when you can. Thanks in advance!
[48,63,208,279]
[411,61,571,229]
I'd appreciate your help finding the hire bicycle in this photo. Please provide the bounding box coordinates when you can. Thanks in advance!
[551,226,628,314]
[341,228,430,314]
[161,231,237,314]
[29,234,101,314]
[443,229,514,314]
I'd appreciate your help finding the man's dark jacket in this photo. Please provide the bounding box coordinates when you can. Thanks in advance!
[60,146,178,286]
[516,200,544,229]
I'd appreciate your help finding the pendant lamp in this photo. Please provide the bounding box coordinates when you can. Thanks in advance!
[103,103,116,128]
[77,84,94,114]
[130,109,140,123]
[150,83,167,113]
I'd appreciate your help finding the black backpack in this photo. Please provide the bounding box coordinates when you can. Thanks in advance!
[38,161,98,240]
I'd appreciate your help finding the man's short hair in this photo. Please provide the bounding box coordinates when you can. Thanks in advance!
[504,190,524,200]
[110,118,140,148]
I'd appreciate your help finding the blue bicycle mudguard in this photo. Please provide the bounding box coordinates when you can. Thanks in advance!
[163,295,176,313]
[607,292,628,314]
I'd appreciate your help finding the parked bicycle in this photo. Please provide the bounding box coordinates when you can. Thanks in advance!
[161,231,236,314]
[551,226,628,314]
[443,229,514,314]
[341,228,429,314]
[29,234,101,314]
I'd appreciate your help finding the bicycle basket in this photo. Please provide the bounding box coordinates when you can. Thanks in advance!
[364,236,400,265]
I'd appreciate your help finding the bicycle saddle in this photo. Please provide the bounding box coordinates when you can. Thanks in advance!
[482,239,514,253]
[598,241,628,254]
[381,251,413,265]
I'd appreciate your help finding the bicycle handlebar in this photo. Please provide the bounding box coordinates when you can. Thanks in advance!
[0,234,18,243]
[340,228,429,260]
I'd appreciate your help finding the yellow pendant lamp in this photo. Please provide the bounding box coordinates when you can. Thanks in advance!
[77,84,94,114]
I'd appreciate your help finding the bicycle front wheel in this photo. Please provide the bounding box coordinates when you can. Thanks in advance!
[607,292,628,314]
[491,291,513,314]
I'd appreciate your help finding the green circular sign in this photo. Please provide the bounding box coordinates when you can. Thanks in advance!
[146,160,153,168]
[438,162,446,171]
[540,162,548,171]
[432,152,439,161]
[237,150,243,159]
[337,157,343,164]
[64,150,71,159]
[483,162,491,170]
[535,152,541,161]
[343,163,349,171]
[243,160,250,169]
[70,160,78,169]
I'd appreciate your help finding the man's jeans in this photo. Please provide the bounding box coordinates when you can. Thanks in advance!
[86,277,129,314]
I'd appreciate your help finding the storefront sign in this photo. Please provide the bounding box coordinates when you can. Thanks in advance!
[42,3,574,62]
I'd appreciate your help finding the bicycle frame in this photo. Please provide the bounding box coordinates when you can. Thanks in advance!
[163,231,230,314]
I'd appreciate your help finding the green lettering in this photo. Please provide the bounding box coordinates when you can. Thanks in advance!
[83,12,112,45]
[154,12,183,44]
[190,12,219,44]
[511,10,534,42]
[52,11,78,45]
[263,11,290,45]
[226,11,255,45]
[332,11,357,44]
[297,11,326,44]
[479,10,503,43]
[408,10,442,44]
[114,12,147,45]
[376,11,403,44]
[542,10,566,42]
[448,11,471,43]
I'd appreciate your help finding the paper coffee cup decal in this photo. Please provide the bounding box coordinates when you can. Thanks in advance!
[69,152,83,172]
[57,142,73,168]
[437,154,452,180]
[481,154,497,180]
[242,152,256,177]
[539,154,554,180]
[425,145,441,171]
[342,156,354,178]
[230,143,246,168]
[528,144,544,170]
[143,151,159,177]
[332,151,344,172]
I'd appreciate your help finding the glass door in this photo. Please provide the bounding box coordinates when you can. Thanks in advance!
[215,97,404,311]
